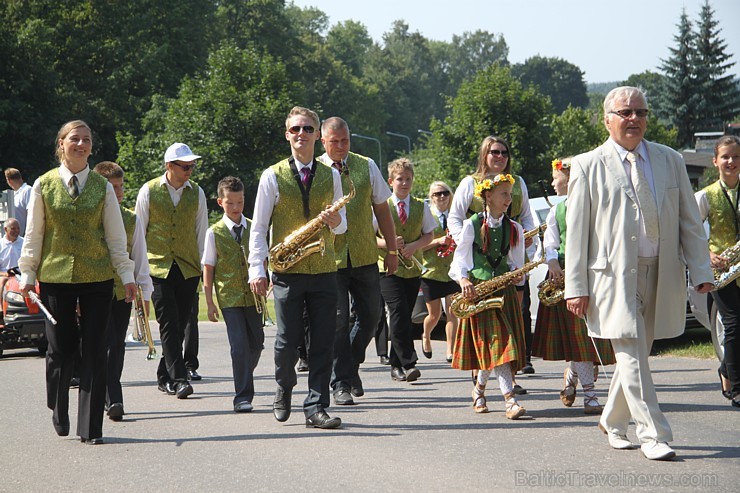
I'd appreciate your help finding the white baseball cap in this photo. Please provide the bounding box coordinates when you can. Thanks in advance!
[164,143,201,163]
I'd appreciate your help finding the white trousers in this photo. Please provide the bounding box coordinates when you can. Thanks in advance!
[600,257,673,443]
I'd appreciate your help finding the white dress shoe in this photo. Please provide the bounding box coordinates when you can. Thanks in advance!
[640,440,676,460]
[599,423,635,450]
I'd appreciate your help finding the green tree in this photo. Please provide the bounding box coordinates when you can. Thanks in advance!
[432,30,509,91]
[548,106,603,160]
[621,71,670,124]
[511,56,589,113]
[117,43,295,214]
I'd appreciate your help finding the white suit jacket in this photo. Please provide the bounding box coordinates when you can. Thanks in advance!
[564,140,712,340]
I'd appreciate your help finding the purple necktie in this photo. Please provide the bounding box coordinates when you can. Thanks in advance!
[301,167,310,186]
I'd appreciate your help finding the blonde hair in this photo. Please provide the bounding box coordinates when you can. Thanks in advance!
[428,180,453,213]
[55,120,91,164]
[387,157,414,180]
[285,106,320,130]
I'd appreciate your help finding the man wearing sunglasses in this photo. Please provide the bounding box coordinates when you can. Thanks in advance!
[135,142,208,400]
[317,116,398,406]
[248,106,347,429]
[565,87,713,460]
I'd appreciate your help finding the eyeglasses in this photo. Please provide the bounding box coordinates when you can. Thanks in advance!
[170,161,197,171]
[488,149,510,157]
[288,125,316,134]
[431,190,451,198]
[609,109,649,119]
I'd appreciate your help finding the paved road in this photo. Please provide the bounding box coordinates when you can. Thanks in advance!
[1,321,737,492]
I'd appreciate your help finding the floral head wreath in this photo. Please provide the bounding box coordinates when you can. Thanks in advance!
[552,159,571,171]
[474,174,515,198]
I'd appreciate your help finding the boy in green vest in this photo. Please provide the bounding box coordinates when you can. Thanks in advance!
[93,161,153,422]
[248,106,347,429]
[376,158,435,383]
[202,176,264,413]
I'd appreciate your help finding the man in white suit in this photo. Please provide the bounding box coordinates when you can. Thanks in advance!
[565,86,714,461]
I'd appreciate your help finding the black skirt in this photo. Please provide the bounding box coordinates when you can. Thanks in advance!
[421,278,460,302]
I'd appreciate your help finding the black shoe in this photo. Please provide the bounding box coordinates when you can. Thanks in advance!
[297,358,309,372]
[446,355,453,363]
[273,387,292,422]
[334,389,355,406]
[379,355,390,365]
[107,403,124,421]
[234,401,253,413]
[422,338,432,359]
[350,375,364,398]
[187,370,202,381]
[158,381,176,395]
[719,369,732,400]
[69,377,80,388]
[305,410,341,429]
[405,367,421,383]
[513,384,527,395]
[52,415,70,437]
[521,363,535,375]
[175,381,193,399]
[391,367,407,381]
[80,437,104,445]
[732,398,740,409]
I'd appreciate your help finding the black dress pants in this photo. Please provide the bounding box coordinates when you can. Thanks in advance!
[106,297,133,406]
[379,274,420,370]
[41,280,113,440]
[713,282,740,397]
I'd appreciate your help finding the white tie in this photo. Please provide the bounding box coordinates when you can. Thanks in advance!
[627,151,659,242]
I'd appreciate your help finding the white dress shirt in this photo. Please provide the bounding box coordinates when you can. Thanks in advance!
[543,204,562,263]
[19,165,134,286]
[131,215,153,301]
[448,212,525,285]
[248,159,347,281]
[202,214,248,267]
[373,195,437,234]
[0,235,23,271]
[134,174,208,258]
[12,182,32,236]
[317,153,392,205]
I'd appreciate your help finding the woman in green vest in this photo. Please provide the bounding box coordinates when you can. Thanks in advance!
[531,158,615,415]
[420,181,460,363]
[18,120,135,445]
[695,135,740,408]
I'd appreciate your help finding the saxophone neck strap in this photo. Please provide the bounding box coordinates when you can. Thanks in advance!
[289,156,315,220]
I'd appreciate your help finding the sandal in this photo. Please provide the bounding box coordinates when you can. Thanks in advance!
[719,369,732,400]
[560,368,577,407]
[583,394,603,415]
[472,383,488,413]
[504,392,526,420]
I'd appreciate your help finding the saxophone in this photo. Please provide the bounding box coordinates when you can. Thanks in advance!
[450,248,545,319]
[713,239,740,290]
[537,277,565,306]
[269,180,355,272]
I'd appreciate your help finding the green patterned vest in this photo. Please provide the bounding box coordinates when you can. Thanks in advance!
[145,177,201,280]
[271,159,337,274]
[378,197,424,279]
[468,175,523,220]
[555,200,567,265]
[422,212,453,282]
[470,213,511,281]
[37,169,113,283]
[703,181,739,254]
[329,152,378,269]
[114,207,136,301]
[212,219,255,309]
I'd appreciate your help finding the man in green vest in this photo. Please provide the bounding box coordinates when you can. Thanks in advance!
[248,106,347,429]
[318,116,398,406]
[134,143,208,400]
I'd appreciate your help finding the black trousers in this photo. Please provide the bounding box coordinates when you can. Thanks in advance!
[713,282,740,397]
[184,289,200,371]
[272,272,337,417]
[152,263,200,385]
[520,282,533,362]
[41,280,113,440]
[379,274,420,370]
[106,297,133,407]
[222,306,264,405]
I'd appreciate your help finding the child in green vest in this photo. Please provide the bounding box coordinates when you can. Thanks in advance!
[203,176,265,413]
[376,158,435,383]
[531,158,615,415]
[695,135,740,408]
[449,174,527,419]
[93,161,153,422]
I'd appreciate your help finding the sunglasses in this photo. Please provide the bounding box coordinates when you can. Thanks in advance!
[171,161,197,171]
[609,109,649,119]
[288,125,316,134]
[488,149,510,157]
[431,190,451,198]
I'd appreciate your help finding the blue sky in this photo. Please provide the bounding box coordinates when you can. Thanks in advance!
[290,0,740,84]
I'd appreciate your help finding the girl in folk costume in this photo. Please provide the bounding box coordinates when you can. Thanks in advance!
[449,174,527,419]
[695,136,740,409]
[531,158,616,415]
[421,181,460,363]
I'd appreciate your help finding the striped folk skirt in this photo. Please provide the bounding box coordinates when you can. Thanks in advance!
[532,299,616,365]
[451,285,526,372]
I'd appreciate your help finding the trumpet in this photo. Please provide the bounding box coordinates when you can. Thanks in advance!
[241,245,273,325]
[133,285,157,360]
[13,274,57,325]
[398,252,427,273]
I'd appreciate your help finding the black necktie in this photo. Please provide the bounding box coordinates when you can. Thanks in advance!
[440,213,447,231]
[70,175,80,198]
[234,225,243,244]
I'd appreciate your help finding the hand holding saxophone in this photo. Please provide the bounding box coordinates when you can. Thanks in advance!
[460,277,476,301]
[319,204,341,229]
[710,251,730,271]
